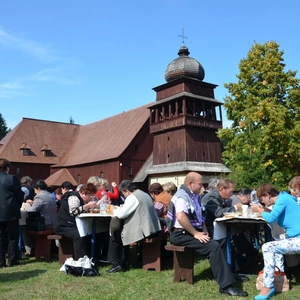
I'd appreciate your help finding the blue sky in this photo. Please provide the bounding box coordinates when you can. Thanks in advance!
[1,0,299,129]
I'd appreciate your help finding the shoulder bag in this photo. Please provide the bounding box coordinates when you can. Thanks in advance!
[256,268,289,292]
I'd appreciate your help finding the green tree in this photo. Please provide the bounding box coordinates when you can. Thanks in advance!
[0,113,8,140]
[218,41,300,190]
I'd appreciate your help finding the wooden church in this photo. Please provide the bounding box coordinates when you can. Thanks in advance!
[0,42,229,190]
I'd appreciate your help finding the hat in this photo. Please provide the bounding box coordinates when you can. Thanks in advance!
[21,186,29,197]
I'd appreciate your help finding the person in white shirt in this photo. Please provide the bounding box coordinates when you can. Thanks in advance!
[107,180,161,273]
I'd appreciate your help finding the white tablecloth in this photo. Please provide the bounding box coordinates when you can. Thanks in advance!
[214,216,300,268]
[76,213,121,237]
[19,203,29,226]
[213,216,267,240]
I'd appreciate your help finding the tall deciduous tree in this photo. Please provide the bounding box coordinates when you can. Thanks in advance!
[0,113,8,140]
[218,41,300,190]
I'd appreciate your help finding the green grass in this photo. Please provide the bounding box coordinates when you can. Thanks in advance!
[1,251,300,300]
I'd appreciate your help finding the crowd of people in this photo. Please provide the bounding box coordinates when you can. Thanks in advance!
[2,156,300,299]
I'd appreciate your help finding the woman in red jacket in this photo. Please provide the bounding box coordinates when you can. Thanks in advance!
[96,178,120,205]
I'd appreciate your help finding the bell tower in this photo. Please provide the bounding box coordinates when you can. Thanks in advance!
[147,42,229,181]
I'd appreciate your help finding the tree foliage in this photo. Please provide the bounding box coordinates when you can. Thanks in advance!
[218,41,300,190]
[0,113,8,140]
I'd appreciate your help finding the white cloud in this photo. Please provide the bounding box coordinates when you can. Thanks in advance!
[0,26,59,62]
[0,26,80,98]
[29,68,80,85]
[0,89,31,99]
[0,82,29,98]
[0,82,22,89]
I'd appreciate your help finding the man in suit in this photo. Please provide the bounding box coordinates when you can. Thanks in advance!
[0,158,24,267]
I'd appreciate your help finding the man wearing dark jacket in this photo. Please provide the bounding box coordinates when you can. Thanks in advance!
[0,158,24,267]
[201,178,242,238]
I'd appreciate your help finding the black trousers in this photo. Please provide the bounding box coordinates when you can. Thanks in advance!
[0,219,19,266]
[109,227,129,268]
[170,230,236,289]
[56,226,89,260]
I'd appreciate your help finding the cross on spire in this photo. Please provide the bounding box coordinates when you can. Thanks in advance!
[178,27,187,45]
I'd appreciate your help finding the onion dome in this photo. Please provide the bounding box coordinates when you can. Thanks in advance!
[164,44,205,82]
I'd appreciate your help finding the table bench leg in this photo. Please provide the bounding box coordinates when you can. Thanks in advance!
[142,240,161,272]
[35,235,52,261]
[173,249,194,284]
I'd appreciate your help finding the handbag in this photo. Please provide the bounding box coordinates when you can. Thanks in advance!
[64,265,99,276]
[256,268,289,292]
[60,256,99,277]
[26,211,46,231]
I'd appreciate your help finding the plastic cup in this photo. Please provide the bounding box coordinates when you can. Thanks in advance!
[242,205,248,216]
[106,203,111,214]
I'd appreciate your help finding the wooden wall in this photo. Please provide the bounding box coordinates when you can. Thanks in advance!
[186,127,222,163]
[152,126,221,165]
[10,162,51,184]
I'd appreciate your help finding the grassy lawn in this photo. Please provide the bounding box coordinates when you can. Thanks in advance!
[1,250,300,300]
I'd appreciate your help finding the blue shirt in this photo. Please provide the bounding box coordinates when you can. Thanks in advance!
[262,191,300,238]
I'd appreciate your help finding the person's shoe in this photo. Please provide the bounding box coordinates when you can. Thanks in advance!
[7,261,20,267]
[219,286,248,297]
[234,273,249,282]
[254,287,275,300]
[106,265,122,273]
[98,255,108,261]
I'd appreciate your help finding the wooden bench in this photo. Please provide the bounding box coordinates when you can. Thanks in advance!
[165,244,195,284]
[140,235,166,272]
[27,230,55,261]
[47,234,73,264]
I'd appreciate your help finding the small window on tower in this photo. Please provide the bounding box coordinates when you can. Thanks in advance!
[127,166,132,176]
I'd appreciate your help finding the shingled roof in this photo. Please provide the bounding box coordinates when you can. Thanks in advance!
[56,103,151,167]
[0,103,151,167]
[0,118,79,164]
[45,168,77,187]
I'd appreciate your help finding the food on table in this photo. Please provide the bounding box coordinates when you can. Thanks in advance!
[223,212,235,218]
[89,208,101,213]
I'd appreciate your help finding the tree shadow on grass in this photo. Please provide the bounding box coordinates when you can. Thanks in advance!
[0,269,47,283]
